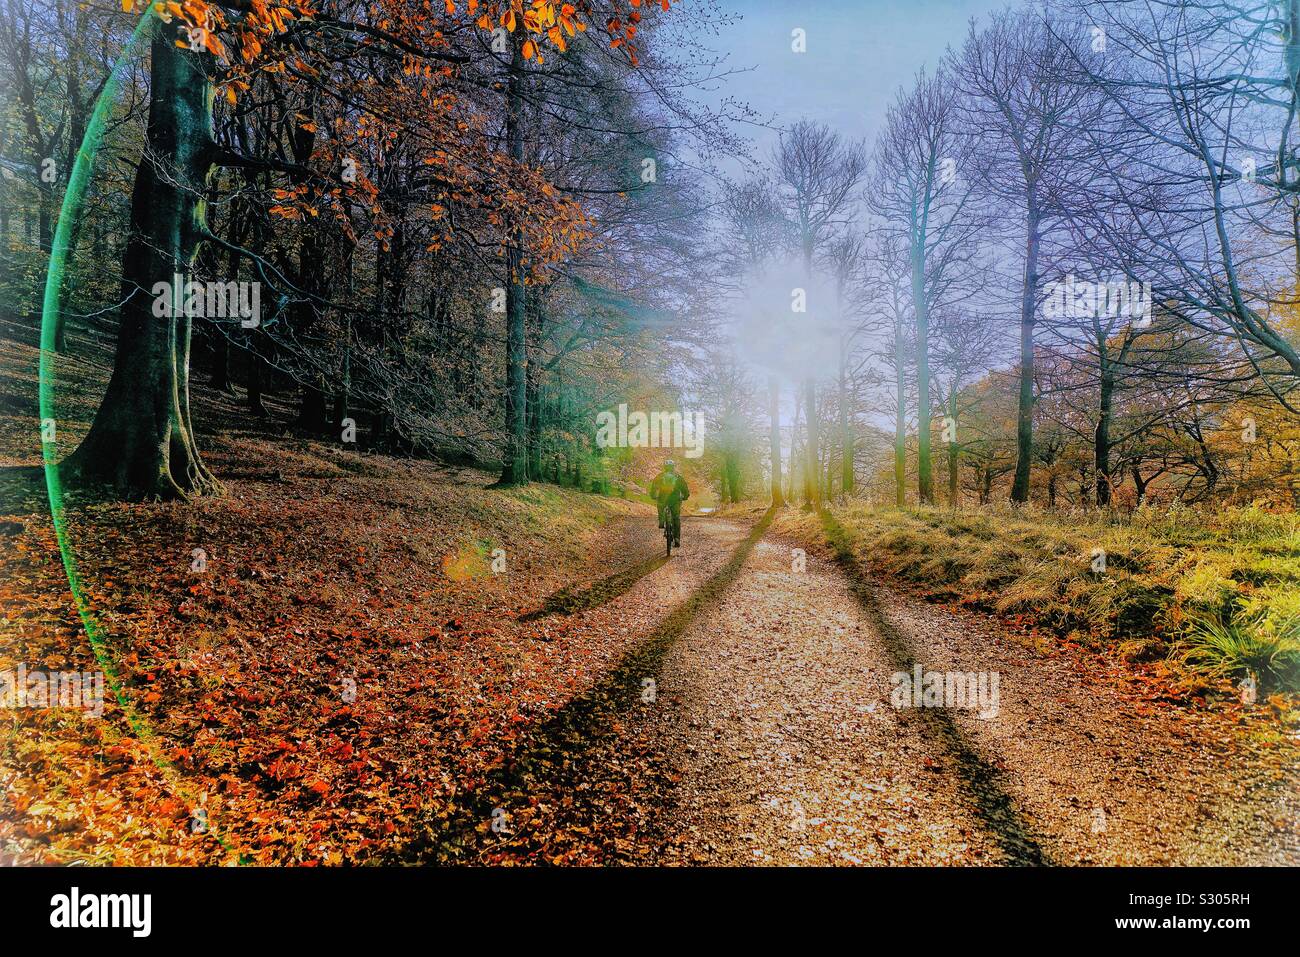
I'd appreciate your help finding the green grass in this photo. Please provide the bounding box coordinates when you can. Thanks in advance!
[804,501,1300,685]
[1178,609,1300,692]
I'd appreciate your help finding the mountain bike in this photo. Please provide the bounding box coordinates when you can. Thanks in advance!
[664,507,680,557]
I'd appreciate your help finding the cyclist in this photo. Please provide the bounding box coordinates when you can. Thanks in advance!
[649,460,690,548]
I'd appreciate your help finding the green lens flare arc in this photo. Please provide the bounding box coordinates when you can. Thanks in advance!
[37,11,245,862]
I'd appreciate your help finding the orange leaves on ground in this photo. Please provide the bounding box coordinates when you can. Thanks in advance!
[0,410,658,865]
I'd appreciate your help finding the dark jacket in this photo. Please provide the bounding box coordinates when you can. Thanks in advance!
[650,470,690,507]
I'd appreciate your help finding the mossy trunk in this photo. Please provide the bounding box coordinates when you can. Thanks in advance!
[768,376,784,506]
[63,24,219,499]
[947,382,959,507]
[498,34,529,486]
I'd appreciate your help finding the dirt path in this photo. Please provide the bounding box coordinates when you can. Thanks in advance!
[488,510,1300,865]
[642,515,1300,865]
[449,514,1300,868]
[417,512,761,863]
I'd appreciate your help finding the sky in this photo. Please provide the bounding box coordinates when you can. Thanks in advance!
[707,0,1018,167]
[676,1,1021,428]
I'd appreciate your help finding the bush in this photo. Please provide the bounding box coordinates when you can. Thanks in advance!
[1178,608,1300,692]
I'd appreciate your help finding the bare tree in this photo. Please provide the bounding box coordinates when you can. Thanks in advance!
[868,68,980,504]
[932,303,1001,506]
[720,177,790,505]
[825,233,865,497]
[951,9,1102,503]
[773,120,867,509]
[1074,0,1300,410]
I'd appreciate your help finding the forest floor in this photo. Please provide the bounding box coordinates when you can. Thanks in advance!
[1,325,1298,864]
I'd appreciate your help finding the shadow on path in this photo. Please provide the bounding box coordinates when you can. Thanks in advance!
[521,553,669,622]
[405,508,775,863]
[821,509,1055,866]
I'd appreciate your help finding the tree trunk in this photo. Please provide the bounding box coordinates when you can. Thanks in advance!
[525,289,545,481]
[334,253,355,432]
[725,457,740,504]
[1095,355,1114,507]
[911,245,932,504]
[1197,440,1219,498]
[1132,466,1150,504]
[1010,207,1041,503]
[947,382,959,507]
[210,229,241,394]
[802,378,819,509]
[788,400,801,505]
[839,336,853,496]
[63,25,219,499]
[526,366,542,481]
[51,57,92,355]
[247,326,269,418]
[287,93,332,436]
[332,386,348,441]
[768,376,784,506]
[799,235,820,510]
[498,34,528,486]
[211,328,232,393]
[895,338,906,507]
[296,379,330,434]
[42,189,66,351]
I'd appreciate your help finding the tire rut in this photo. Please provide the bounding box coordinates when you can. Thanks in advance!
[521,553,670,621]
[654,507,1297,866]
[403,509,773,863]
[819,510,1053,864]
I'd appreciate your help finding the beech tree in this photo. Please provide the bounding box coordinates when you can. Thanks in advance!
[868,68,980,504]
[57,0,660,498]
[950,10,1101,504]
[1075,0,1300,405]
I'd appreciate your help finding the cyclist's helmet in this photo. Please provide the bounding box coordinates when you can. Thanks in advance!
[665,459,676,470]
